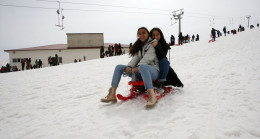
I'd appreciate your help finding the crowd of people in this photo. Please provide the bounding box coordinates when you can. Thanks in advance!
[0,58,43,73]
[173,32,200,46]
[103,43,125,58]
[210,24,248,42]
[74,56,87,63]
[1,63,18,73]
[48,54,59,66]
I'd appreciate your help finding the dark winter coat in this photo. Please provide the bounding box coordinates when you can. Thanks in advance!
[170,36,175,45]
[154,43,170,61]
[178,32,183,40]
[165,66,184,87]
[155,43,183,87]
[223,27,226,33]
[211,29,216,36]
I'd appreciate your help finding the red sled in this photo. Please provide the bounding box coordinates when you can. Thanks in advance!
[208,39,214,43]
[117,81,173,101]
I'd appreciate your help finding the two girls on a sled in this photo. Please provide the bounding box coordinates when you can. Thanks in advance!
[101,27,170,108]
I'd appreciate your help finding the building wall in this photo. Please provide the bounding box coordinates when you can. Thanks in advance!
[67,33,104,48]
[8,49,100,69]
[8,48,129,69]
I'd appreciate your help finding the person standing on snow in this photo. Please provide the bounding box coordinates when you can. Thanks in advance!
[21,59,25,70]
[114,43,119,56]
[178,32,183,45]
[118,43,122,55]
[39,59,42,68]
[192,34,195,42]
[170,35,175,46]
[223,26,227,36]
[196,34,199,41]
[211,28,216,41]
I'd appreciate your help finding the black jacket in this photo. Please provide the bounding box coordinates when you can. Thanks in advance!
[165,66,184,87]
[155,43,183,87]
[154,43,170,61]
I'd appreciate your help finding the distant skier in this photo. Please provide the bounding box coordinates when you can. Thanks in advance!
[211,28,216,41]
[223,26,227,36]
[196,34,199,41]
[192,34,195,42]
[170,35,175,46]
[178,32,183,45]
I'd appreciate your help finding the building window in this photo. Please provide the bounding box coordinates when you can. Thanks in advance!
[12,58,21,63]
[59,57,62,63]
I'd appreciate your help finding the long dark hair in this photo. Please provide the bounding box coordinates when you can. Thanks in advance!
[129,27,149,56]
[149,27,168,48]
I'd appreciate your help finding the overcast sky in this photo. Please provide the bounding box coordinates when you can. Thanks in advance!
[0,0,260,51]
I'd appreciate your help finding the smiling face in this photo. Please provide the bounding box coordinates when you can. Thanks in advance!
[151,30,161,41]
[138,29,149,43]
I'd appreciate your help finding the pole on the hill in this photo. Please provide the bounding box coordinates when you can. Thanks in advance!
[246,15,251,28]
[169,49,170,63]
[172,9,184,35]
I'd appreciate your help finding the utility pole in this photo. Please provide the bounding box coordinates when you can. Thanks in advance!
[172,9,184,35]
[56,1,61,27]
[246,15,251,28]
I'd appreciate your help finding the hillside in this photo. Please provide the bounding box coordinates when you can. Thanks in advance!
[0,29,260,139]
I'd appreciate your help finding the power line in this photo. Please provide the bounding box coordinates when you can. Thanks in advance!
[36,0,245,19]
[0,3,56,10]
[36,0,172,12]
[0,3,169,15]
[0,3,251,20]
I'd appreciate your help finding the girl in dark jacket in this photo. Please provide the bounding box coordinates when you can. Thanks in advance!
[149,28,170,86]
[150,27,183,88]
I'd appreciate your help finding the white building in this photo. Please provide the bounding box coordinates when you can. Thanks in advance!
[4,33,129,69]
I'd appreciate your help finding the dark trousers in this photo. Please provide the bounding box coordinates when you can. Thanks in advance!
[159,58,170,82]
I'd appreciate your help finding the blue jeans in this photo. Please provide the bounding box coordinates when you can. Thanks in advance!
[111,64,159,89]
[213,35,216,41]
[158,58,170,82]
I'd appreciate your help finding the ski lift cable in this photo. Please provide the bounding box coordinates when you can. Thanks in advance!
[1,3,258,20]
[0,3,169,15]
[0,3,56,10]
[36,0,172,12]
[36,0,250,19]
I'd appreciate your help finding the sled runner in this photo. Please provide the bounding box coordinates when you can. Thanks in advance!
[116,81,173,101]
[143,85,172,100]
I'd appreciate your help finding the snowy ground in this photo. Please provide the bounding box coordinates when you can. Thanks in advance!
[0,29,260,139]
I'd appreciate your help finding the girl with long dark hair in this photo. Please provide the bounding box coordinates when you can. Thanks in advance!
[150,27,184,88]
[150,28,170,87]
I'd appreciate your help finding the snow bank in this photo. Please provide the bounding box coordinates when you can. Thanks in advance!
[0,28,260,139]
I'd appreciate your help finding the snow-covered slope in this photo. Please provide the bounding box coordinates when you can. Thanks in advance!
[0,29,260,139]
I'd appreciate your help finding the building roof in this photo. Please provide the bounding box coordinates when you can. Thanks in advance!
[4,43,129,52]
